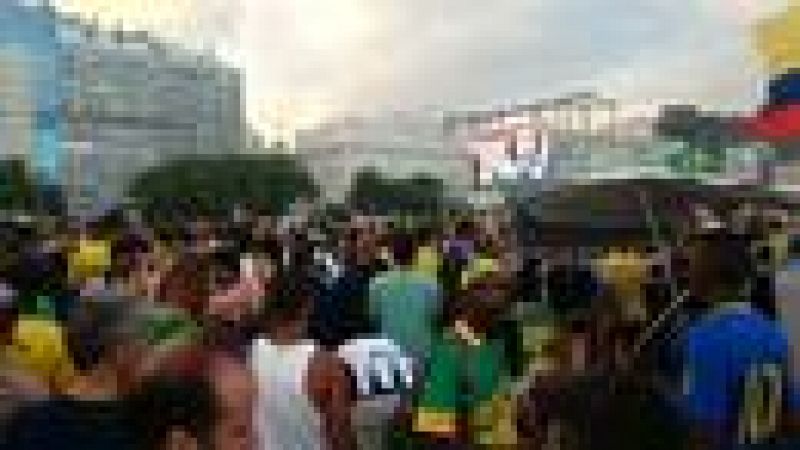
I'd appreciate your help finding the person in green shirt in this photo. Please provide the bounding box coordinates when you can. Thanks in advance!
[368,232,443,361]
[411,264,516,448]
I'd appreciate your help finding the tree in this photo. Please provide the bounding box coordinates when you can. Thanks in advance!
[397,173,445,214]
[0,159,37,211]
[345,167,445,216]
[346,167,394,214]
[655,105,751,179]
[128,153,318,222]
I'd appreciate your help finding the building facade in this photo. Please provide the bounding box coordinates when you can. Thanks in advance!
[60,21,245,213]
[296,111,473,204]
[1,1,247,215]
[0,1,65,187]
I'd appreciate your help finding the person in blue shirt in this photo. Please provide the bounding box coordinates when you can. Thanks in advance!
[677,228,800,450]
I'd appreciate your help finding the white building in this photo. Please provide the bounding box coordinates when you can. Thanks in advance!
[0,1,63,183]
[0,47,35,160]
[295,110,473,203]
[58,19,246,214]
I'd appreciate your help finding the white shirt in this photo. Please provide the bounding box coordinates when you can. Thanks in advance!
[251,338,324,450]
[338,338,415,450]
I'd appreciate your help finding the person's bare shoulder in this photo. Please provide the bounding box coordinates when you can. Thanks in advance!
[211,353,255,406]
[211,353,255,450]
[306,349,352,407]
[0,365,50,401]
[306,349,357,450]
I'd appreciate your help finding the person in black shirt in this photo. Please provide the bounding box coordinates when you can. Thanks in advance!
[2,291,215,450]
[2,294,141,450]
[308,222,382,348]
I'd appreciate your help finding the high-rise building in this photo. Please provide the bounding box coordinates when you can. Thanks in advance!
[59,20,245,213]
[0,1,64,186]
[1,1,247,215]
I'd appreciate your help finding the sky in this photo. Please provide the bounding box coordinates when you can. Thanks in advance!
[52,0,791,142]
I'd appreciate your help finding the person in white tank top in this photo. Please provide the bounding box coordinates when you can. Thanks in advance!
[251,272,356,450]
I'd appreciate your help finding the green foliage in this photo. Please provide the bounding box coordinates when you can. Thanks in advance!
[346,167,445,216]
[0,159,36,211]
[128,154,318,220]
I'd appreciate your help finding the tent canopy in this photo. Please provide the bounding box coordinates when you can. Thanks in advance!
[520,178,778,247]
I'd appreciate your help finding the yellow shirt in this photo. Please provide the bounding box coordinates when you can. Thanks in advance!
[68,238,112,284]
[461,257,501,289]
[413,245,441,279]
[594,250,649,320]
[5,317,76,393]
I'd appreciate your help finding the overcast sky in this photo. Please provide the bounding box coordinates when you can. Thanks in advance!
[54,0,789,141]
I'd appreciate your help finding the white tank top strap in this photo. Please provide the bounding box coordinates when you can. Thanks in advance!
[252,338,324,450]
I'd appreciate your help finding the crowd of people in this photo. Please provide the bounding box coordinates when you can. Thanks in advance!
[0,200,799,450]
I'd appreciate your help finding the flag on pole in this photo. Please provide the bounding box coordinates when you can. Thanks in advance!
[754,0,800,74]
[739,104,800,143]
[741,2,800,143]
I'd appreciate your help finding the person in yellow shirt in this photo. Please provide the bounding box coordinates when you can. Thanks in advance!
[412,228,442,280]
[593,246,650,323]
[4,314,76,394]
[68,235,112,287]
[461,256,501,291]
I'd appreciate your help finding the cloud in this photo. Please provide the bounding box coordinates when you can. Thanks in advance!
[57,0,789,138]
[55,0,197,37]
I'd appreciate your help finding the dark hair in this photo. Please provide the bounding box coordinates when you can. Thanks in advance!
[790,235,800,259]
[257,234,283,264]
[128,376,215,450]
[456,219,475,237]
[13,246,68,300]
[261,269,314,326]
[688,231,752,291]
[159,253,213,318]
[547,264,599,323]
[392,232,415,266]
[415,226,435,245]
[91,209,127,240]
[109,233,150,280]
[210,245,242,290]
[66,298,131,371]
[282,232,314,275]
